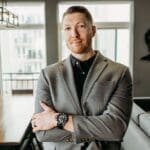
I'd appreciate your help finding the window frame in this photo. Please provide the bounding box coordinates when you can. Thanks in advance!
[0,2,46,73]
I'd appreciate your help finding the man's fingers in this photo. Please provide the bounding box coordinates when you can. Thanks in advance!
[32,126,41,132]
[40,101,54,112]
[31,118,38,128]
[40,101,50,111]
[32,113,40,120]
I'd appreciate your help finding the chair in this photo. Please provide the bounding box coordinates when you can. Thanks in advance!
[20,122,43,150]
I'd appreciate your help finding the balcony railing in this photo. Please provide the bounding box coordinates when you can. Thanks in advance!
[2,72,40,95]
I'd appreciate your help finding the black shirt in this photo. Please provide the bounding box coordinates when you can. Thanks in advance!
[70,53,96,100]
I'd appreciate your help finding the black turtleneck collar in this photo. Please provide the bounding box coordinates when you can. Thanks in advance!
[70,52,96,100]
[70,53,96,75]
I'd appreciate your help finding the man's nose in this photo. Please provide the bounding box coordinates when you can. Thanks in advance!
[71,28,79,38]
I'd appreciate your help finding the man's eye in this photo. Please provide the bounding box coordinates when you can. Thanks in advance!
[79,24,86,28]
[65,27,71,31]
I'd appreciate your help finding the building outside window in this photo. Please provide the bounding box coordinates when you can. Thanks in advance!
[0,2,46,95]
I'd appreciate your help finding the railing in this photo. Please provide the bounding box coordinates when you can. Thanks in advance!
[2,72,40,95]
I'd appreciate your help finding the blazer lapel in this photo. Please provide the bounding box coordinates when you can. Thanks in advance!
[82,52,108,104]
[58,57,82,114]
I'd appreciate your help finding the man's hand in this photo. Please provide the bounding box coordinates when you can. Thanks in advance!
[32,101,74,133]
[31,101,58,132]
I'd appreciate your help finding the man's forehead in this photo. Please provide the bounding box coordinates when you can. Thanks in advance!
[63,12,87,20]
[63,12,88,23]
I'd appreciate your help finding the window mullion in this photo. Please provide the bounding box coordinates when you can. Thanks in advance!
[114,29,117,62]
[95,22,130,29]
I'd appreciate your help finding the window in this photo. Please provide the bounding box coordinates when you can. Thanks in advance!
[0,3,46,95]
[96,29,130,65]
[58,2,133,67]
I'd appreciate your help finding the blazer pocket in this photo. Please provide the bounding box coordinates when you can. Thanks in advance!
[96,80,115,86]
[93,81,115,93]
[86,81,116,115]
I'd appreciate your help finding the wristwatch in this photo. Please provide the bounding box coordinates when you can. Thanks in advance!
[56,113,69,129]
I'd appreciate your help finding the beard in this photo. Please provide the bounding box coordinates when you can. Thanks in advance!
[67,40,92,54]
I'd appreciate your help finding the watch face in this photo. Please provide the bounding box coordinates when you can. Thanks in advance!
[57,113,68,127]
[58,114,66,123]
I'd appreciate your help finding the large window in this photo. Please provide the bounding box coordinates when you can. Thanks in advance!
[58,2,133,67]
[0,3,46,95]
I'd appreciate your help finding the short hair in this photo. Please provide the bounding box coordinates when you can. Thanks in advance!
[62,6,93,24]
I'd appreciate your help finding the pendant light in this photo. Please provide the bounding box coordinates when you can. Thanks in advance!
[0,0,19,28]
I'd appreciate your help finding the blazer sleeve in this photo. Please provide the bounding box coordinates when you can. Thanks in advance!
[72,67,133,144]
[34,70,73,142]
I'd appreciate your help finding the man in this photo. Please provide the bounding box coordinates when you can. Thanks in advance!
[31,6,132,150]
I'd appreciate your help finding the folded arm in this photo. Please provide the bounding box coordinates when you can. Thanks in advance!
[33,70,73,142]
[33,68,132,143]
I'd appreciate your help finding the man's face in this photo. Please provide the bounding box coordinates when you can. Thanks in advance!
[62,12,96,54]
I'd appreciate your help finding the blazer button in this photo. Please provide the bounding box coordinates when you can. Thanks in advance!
[69,138,72,142]
[65,139,69,142]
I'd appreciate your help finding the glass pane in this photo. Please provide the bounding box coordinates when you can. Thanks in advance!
[0,3,46,96]
[93,4,130,22]
[0,29,46,73]
[117,29,130,66]
[96,29,116,61]
[59,3,130,22]
[0,29,46,95]
[8,4,45,24]
[60,30,70,60]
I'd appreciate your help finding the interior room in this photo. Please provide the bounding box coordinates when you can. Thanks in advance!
[0,0,150,150]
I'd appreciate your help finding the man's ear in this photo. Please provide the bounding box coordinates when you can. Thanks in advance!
[92,25,96,37]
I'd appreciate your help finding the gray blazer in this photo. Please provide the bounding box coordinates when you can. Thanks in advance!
[35,51,132,150]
